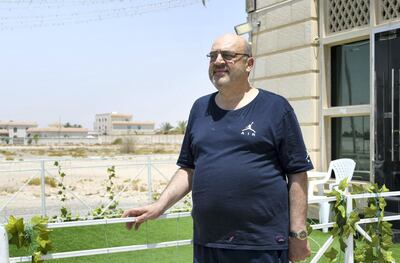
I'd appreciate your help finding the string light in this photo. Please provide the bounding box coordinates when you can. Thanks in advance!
[0,0,207,30]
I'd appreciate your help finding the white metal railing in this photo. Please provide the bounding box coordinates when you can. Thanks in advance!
[0,156,178,222]
[308,191,400,263]
[2,192,400,263]
[0,212,192,263]
[1,179,399,262]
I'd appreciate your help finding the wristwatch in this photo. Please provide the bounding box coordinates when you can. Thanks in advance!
[289,230,308,240]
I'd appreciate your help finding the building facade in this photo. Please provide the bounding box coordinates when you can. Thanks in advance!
[27,127,89,138]
[94,112,155,135]
[0,120,38,139]
[246,0,400,191]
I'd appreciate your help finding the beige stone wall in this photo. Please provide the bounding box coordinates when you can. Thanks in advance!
[249,0,320,169]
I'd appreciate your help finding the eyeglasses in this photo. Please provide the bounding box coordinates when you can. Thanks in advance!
[206,50,250,62]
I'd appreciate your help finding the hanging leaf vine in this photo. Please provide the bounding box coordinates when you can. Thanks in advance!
[92,165,123,218]
[53,161,73,221]
[323,180,395,263]
[6,216,52,263]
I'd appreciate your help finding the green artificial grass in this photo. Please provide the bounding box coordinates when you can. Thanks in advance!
[8,217,400,262]
[9,217,193,262]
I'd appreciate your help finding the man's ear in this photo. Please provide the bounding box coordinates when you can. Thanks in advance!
[246,57,254,73]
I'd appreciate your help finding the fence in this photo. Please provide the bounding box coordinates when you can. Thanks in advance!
[0,212,192,263]
[1,158,400,262]
[1,191,400,262]
[308,191,400,263]
[0,155,179,223]
[0,135,184,146]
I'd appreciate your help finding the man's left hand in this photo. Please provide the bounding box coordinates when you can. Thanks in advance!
[288,237,311,262]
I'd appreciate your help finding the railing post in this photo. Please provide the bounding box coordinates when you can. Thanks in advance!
[147,156,153,202]
[344,194,354,263]
[40,160,47,217]
[0,225,9,263]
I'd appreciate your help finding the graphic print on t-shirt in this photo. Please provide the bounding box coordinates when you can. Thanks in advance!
[241,121,256,136]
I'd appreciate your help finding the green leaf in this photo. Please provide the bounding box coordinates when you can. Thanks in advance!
[6,216,27,248]
[331,223,339,236]
[364,203,378,218]
[380,184,390,192]
[338,179,348,191]
[381,221,393,235]
[343,224,351,237]
[351,184,365,194]
[324,247,338,262]
[338,205,346,218]
[32,251,43,263]
[30,216,44,227]
[355,245,367,263]
[381,234,393,249]
[378,197,386,211]
[371,234,379,247]
[326,191,337,197]
[381,249,394,262]
[339,238,347,251]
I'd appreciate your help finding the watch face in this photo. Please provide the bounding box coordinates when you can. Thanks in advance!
[298,231,308,239]
[290,230,308,240]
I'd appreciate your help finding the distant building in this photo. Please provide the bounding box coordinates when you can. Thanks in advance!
[27,127,88,138]
[0,120,38,138]
[94,112,155,135]
[0,129,8,137]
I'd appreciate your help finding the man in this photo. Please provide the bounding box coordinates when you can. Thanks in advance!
[123,33,313,263]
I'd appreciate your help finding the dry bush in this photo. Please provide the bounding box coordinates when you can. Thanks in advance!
[27,176,57,188]
[0,186,18,194]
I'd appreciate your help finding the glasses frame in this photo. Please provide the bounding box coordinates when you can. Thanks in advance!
[207,50,250,63]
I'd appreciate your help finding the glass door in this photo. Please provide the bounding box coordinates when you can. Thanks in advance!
[375,28,400,191]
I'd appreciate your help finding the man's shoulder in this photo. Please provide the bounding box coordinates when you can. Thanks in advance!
[257,88,292,112]
[191,92,217,109]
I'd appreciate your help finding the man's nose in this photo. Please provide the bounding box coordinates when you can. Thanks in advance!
[214,53,225,64]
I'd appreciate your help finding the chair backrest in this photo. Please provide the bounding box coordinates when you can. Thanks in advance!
[329,158,356,184]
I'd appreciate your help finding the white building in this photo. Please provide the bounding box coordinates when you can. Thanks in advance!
[94,112,155,135]
[0,120,38,138]
[246,0,400,185]
[27,127,88,138]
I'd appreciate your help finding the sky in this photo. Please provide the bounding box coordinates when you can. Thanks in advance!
[0,0,247,130]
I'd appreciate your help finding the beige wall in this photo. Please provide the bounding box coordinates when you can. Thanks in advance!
[249,0,320,169]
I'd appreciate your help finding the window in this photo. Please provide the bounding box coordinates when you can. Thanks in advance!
[332,116,370,181]
[329,39,371,181]
[331,40,370,106]
[13,127,17,133]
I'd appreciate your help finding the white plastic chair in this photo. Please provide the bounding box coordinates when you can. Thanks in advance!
[308,158,356,232]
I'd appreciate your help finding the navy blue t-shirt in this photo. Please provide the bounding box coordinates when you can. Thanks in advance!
[177,89,313,250]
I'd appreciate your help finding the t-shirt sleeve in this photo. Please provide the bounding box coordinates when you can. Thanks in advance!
[277,109,314,174]
[176,104,196,169]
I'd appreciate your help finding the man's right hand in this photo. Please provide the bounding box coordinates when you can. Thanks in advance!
[122,167,193,231]
[122,203,163,230]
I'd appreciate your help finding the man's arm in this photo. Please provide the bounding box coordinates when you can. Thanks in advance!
[122,167,193,230]
[288,171,311,262]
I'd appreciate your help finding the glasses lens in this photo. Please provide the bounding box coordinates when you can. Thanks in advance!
[207,51,218,61]
[207,51,247,62]
[220,51,236,61]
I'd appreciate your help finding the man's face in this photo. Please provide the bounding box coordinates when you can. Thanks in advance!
[208,36,251,89]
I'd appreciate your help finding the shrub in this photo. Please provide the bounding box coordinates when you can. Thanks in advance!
[27,176,57,188]
[112,138,123,145]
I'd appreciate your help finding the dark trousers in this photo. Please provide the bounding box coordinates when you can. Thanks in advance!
[194,244,289,263]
